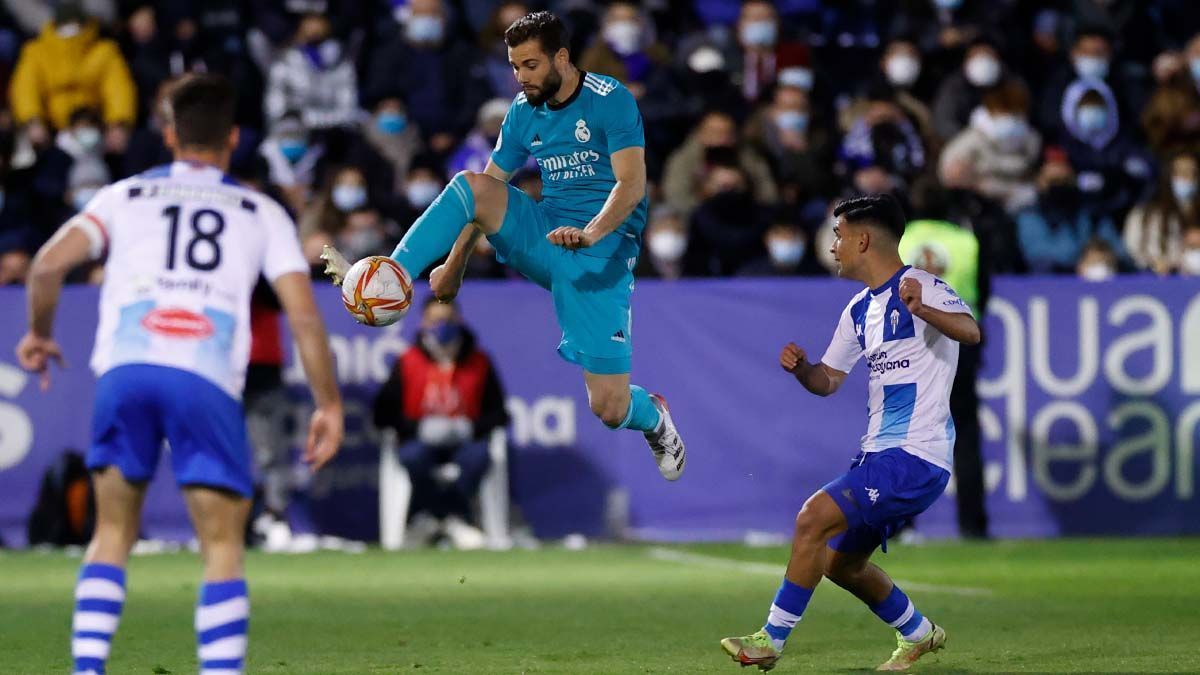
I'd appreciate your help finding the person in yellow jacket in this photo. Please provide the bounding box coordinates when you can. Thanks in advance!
[8,3,136,153]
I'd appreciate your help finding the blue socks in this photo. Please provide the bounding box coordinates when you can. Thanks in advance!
[763,578,814,650]
[391,171,477,277]
[196,579,250,674]
[614,385,662,433]
[72,563,126,674]
[870,584,932,641]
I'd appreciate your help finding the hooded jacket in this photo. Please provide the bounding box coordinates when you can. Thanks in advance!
[9,20,135,129]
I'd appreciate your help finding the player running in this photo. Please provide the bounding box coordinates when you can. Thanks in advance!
[720,195,981,672]
[322,11,684,480]
[15,74,343,675]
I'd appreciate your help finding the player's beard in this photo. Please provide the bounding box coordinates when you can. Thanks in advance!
[525,67,563,106]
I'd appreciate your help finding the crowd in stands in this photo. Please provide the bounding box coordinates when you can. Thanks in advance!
[1,0,1200,286]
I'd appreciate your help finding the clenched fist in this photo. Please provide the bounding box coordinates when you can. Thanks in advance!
[780,342,807,374]
[899,277,925,316]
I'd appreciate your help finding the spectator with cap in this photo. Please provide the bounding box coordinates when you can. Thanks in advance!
[8,2,135,153]
[264,12,360,135]
[1057,79,1155,221]
[447,98,509,176]
[365,0,489,156]
[938,78,1041,214]
[1123,151,1200,274]
[578,1,670,100]
[661,110,777,218]
[1016,149,1126,273]
[931,37,1015,141]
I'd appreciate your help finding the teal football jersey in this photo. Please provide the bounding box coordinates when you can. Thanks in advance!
[490,71,648,257]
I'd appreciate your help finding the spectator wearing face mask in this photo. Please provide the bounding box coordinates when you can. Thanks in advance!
[684,160,769,277]
[1058,81,1156,221]
[477,2,529,98]
[578,1,669,101]
[1179,227,1200,277]
[1076,237,1119,281]
[1141,33,1200,159]
[264,13,360,135]
[349,97,424,197]
[744,84,835,203]
[724,0,814,105]
[839,97,927,195]
[661,110,777,218]
[938,79,1041,213]
[1037,26,1148,141]
[737,220,822,277]
[447,98,509,176]
[869,39,938,149]
[299,165,399,267]
[1123,152,1200,274]
[394,159,448,231]
[373,298,509,550]
[259,111,324,215]
[48,107,110,219]
[365,0,489,156]
[8,2,135,152]
[1016,150,1126,273]
[638,205,690,281]
[932,38,1017,141]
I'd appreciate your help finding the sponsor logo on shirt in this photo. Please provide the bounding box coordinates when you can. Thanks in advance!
[141,307,214,339]
[867,350,911,377]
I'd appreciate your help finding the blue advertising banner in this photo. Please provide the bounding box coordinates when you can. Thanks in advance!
[0,276,1196,546]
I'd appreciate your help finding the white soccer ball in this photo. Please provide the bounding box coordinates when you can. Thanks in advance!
[339,256,414,327]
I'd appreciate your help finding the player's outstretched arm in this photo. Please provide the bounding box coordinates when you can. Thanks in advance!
[547,146,646,249]
[780,343,847,397]
[898,277,982,345]
[17,225,93,390]
[272,271,344,470]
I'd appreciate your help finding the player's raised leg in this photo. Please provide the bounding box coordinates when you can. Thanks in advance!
[71,468,145,675]
[388,170,509,278]
[583,372,684,480]
[825,547,946,672]
[185,487,252,675]
[720,491,846,671]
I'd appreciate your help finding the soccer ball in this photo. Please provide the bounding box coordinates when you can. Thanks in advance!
[340,256,413,327]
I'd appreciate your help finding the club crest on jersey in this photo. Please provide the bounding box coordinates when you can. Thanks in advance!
[890,309,899,335]
[575,119,591,143]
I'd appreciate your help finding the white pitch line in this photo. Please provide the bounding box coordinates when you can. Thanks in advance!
[646,547,993,597]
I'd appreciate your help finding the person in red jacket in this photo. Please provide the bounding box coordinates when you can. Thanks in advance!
[373,297,508,548]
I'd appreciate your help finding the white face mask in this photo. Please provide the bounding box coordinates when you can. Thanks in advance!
[332,184,367,212]
[405,181,442,208]
[989,113,1026,142]
[1080,262,1114,281]
[768,239,805,266]
[56,22,81,38]
[964,55,1001,87]
[740,20,777,48]
[1182,249,1200,275]
[1073,55,1109,80]
[603,20,641,56]
[75,127,102,152]
[1171,177,1197,204]
[885,55,920,87]
[648,231,687,261]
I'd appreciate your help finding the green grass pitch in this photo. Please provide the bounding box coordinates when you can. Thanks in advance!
[3,539,1198,673]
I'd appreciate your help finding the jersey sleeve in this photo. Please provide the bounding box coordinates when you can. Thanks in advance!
[820,301,864,374]
[924,275,973,315]
[260,200,309,282]
[605,85,644,154]
[72,185,122,260]
[489,97,529,173]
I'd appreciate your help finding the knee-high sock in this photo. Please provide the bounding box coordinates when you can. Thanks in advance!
[613,385,662,433]
[390,172,476,277]
[869,584,932,641]
[196,579,249,675]
[72,563,126,674]
[762,578,814,651]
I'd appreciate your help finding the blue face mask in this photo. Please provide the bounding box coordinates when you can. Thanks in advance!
[740,20,777,47]
[332,184,368,212]
[1077,106,1108,133]
[376,112,407,135]
[428,320,462,346]
[406,15,444,44]
[774,110,809,133]
[1073,55,1109,80]
[279,139,307,163]
[1172,177,1197,203]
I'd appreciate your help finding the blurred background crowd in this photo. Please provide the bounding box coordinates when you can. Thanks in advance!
[0,0,1199,288]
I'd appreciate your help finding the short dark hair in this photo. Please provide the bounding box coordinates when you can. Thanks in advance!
[167,73,236,151]
[504,11,569,57]
[834,194,907,239]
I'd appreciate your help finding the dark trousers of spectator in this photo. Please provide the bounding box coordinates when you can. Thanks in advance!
[951,342,989,539]
[398,439,491,522]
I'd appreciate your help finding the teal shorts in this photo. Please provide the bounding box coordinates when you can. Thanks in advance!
[486,184,638,375]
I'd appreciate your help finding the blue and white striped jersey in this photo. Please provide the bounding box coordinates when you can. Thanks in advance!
[820,266,970,471]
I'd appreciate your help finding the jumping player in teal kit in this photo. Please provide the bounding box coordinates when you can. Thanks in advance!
[322,11,685,479]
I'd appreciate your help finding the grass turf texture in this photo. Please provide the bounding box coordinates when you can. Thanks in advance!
[3,539,1198,673]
